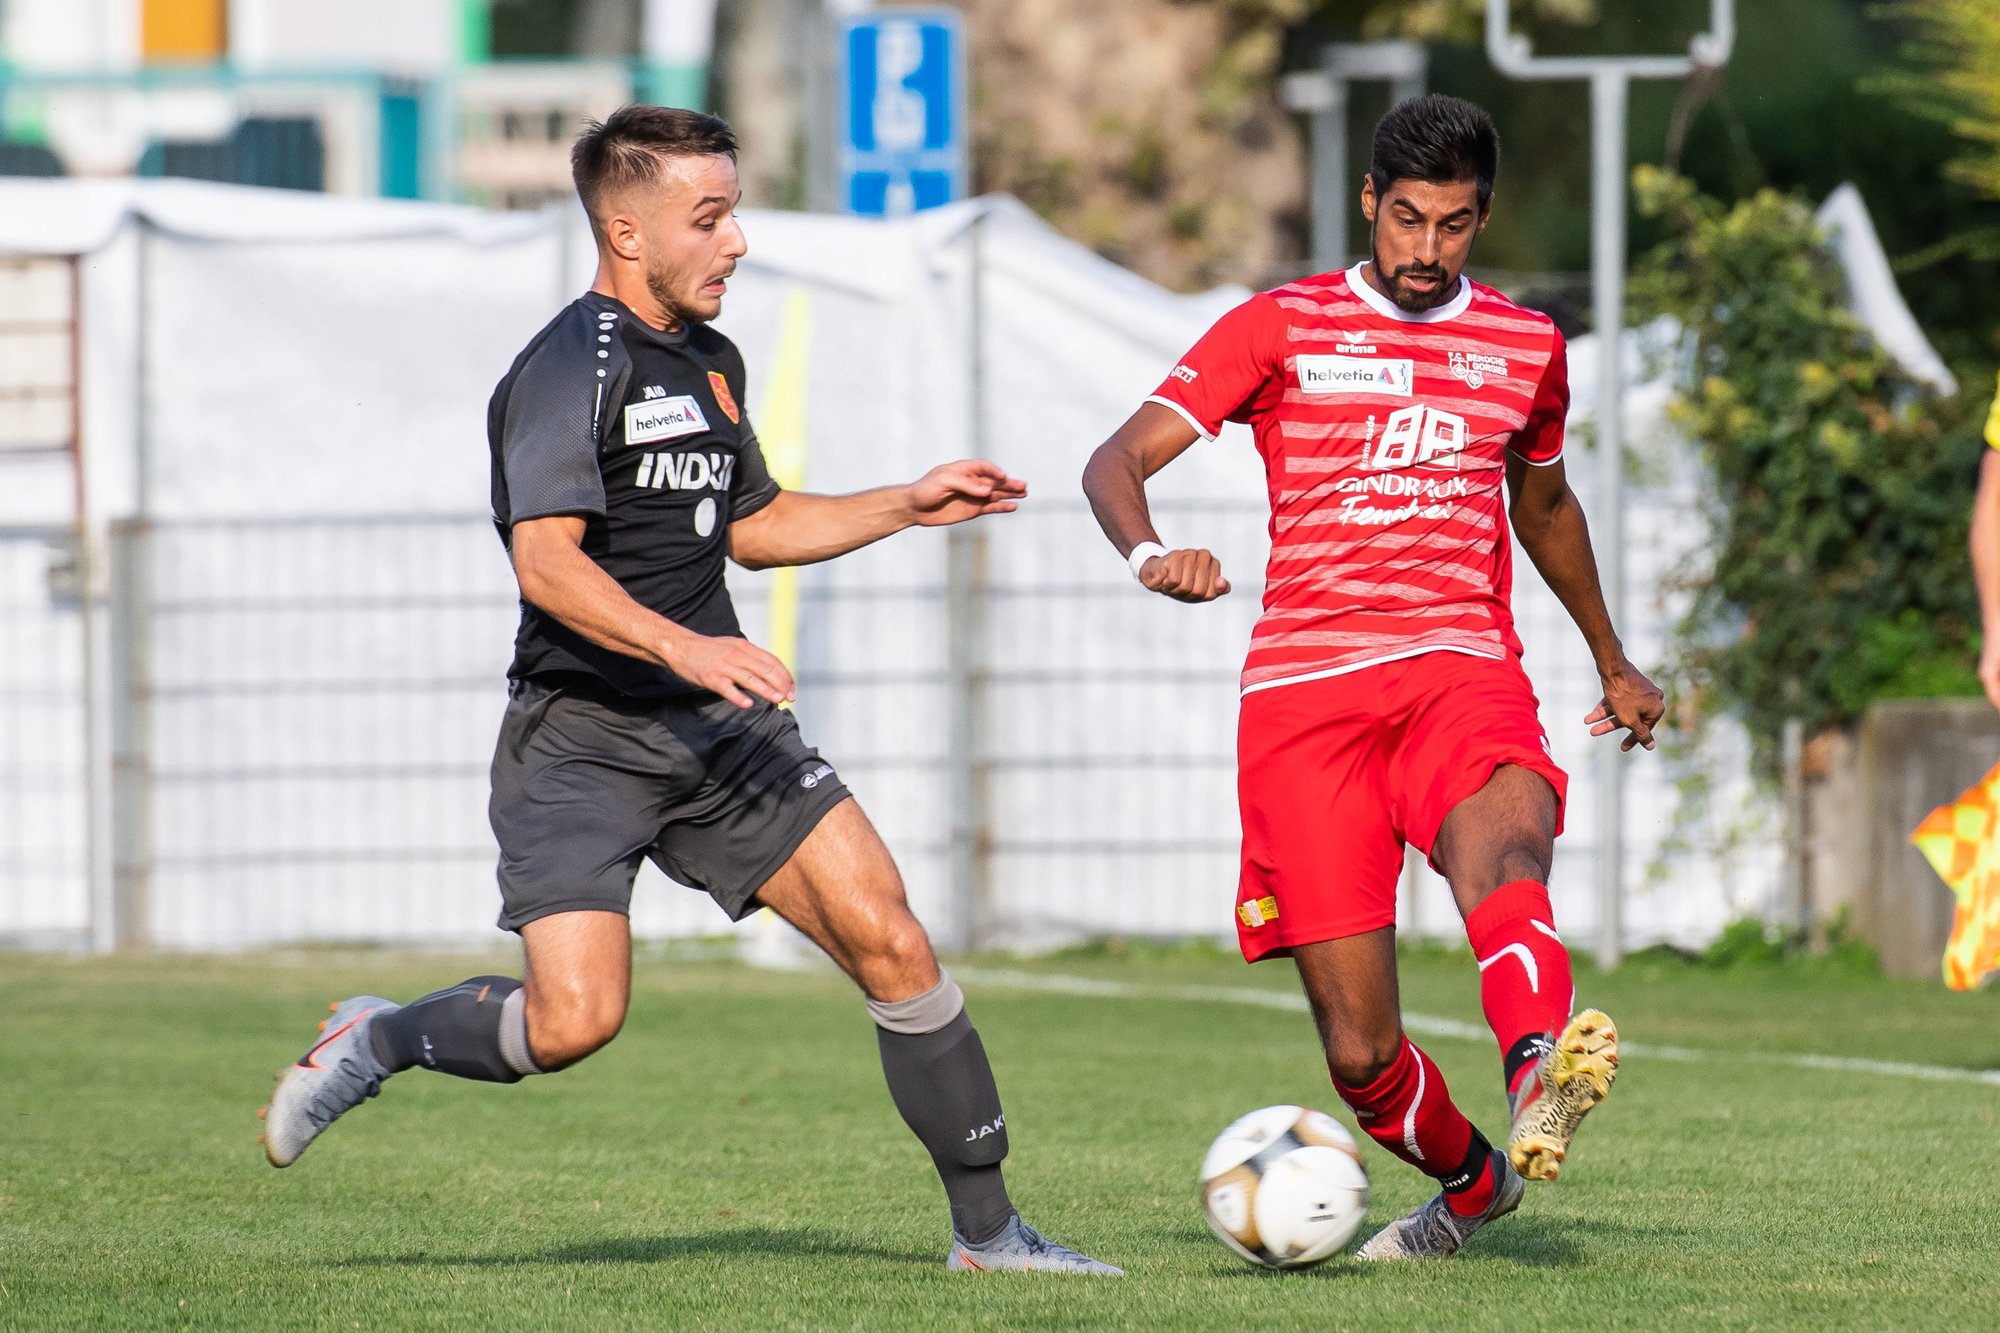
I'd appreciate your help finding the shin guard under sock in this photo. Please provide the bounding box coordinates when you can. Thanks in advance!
[1332,1038,1493,1211]
[369,975,542,1082]
[1466,881,1576,1094]
[872,972,1014,1244]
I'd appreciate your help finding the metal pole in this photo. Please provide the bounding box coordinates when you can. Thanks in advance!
[1288,42,1428,276]
[1590,69,1628,969]
[66,256,111,954]
[1486,0,1733,967]
[1779,717,1807,939]
[109,519,153,952]
[1310,49,1348,274]
[946,209,991,952]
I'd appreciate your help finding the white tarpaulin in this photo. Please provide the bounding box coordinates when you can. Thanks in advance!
[0,177,1780,952]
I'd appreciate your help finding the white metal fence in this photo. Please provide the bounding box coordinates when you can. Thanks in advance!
[0,492,1783,955]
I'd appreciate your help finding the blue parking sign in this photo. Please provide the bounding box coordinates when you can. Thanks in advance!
[838,10,967,216]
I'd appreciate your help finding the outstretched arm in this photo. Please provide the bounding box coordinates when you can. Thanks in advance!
[1081,402,1232,602]
[511,515,795,708]
[727,460,1025,571]
[1506,454,1665,751]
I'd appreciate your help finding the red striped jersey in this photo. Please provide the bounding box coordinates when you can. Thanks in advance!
[1148,264,1568,695]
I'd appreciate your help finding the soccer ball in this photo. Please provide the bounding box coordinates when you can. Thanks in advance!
[1199,1105,1370,1269]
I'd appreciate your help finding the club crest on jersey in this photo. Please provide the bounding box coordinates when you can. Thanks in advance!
[707,370,741,424]
[1448,350,1509,390]
[624,395,709,445]
[1296,354,1413,397]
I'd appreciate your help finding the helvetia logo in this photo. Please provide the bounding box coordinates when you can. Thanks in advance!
[1296,354,1413,397]
[624,394,709,444]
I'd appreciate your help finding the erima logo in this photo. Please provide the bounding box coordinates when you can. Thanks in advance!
[1170,364,1199,383]
[625,395,709,444]
[635,451,736,492]
[1296,354,1413,396]
[800,763,835,789]
[964,1113,1005,1142]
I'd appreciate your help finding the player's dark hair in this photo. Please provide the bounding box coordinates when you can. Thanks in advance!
[1368,94,1500,209]
[571,105,738,217]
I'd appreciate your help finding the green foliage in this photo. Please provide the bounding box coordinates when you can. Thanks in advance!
[1873,0,2000,203]
[1631,168,1988,770]
[1622,913,1882,975]
[1700,917,1790,968]
[1356,0,1598,41]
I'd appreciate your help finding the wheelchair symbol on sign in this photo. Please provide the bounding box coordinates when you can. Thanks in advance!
[872,22,928,214]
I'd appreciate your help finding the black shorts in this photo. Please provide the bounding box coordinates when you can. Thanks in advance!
[488,677,852,932]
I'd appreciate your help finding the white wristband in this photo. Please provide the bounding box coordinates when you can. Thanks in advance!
[1127,541,1168,581]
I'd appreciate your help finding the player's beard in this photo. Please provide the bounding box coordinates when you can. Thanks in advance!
[645,252,718,327]
[1372,246,1459,314]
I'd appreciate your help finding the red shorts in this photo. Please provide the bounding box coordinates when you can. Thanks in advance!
[1234,650,1567,962]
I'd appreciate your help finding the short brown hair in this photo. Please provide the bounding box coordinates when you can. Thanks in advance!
[571,105,738,217]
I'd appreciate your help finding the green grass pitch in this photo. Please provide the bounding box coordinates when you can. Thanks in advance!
[3,945,1998,1330]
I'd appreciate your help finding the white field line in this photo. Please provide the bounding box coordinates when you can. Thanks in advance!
[955,967,2000,1089]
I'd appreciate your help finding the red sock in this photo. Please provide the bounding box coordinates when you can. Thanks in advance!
[1332,1038,1495,1216]
[1466,880,1575,1095]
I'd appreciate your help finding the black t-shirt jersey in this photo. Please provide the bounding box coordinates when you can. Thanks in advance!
[488,292,780,699]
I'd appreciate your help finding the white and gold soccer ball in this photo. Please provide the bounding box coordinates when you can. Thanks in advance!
[1199,1105,1370,1269]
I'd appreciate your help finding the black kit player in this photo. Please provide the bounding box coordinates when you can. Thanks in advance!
[259,106,1120,1277]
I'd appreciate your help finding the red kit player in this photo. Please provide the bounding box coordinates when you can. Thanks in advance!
[1084,95,1665,1259]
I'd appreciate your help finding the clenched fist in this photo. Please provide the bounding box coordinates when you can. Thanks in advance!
[1138,548,1232,603]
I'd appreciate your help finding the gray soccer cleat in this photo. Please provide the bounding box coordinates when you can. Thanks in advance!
[259,995,399,1167]
[1355,1151,1524,1260]
[946,1214,1125,1275]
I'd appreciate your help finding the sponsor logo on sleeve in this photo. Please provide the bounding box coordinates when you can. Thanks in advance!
[707,370,741,424]
[624,395,709,445]
[1170,364,1200,383]
[1296,354,1413,396]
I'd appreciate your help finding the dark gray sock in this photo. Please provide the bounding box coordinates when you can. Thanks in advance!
[369,975,542,1082]
[877,1010,1014,1244]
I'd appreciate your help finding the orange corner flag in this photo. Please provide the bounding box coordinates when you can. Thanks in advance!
[1911,759,2000,990]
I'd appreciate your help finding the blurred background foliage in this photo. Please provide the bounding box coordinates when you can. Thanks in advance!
[1632,168,1988,765]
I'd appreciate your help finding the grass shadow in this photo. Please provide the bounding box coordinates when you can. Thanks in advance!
[1472,1213,1695,1268]
[334,1226,934,1270]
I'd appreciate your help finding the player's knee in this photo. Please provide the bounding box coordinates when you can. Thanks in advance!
[859,913,937,989]
[526,990,626,1069]
[1496,838,1552,885]
[1325,1034,1400,1090]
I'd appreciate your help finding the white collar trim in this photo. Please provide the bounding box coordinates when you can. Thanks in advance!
[1344,262,1474,323]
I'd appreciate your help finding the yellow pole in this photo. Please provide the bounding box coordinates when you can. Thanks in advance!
[744,287,815,966]
[757,287,815,669]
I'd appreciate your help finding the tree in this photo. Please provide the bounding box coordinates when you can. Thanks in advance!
[1632,168,1987,769]
[1879,0,2000,202]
